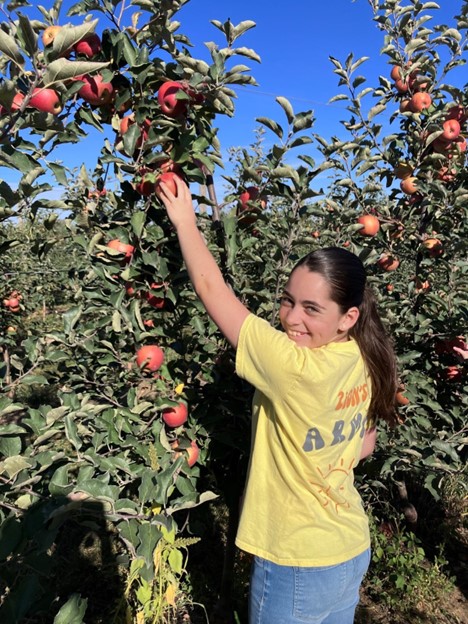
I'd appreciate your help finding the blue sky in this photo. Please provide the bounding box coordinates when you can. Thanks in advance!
[1,0,464,192]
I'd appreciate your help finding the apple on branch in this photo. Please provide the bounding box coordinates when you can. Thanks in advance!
[29,88,62,115]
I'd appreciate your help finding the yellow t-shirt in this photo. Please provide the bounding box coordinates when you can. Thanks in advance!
[235,314,371,566]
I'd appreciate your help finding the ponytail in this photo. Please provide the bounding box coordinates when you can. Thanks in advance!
[294,247,399,428]
[350,286,399,428]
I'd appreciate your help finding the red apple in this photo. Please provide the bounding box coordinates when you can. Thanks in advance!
[441,366,462,382]
[135,168,157,196]
[446,105,467,124]
[409,92,432,113]
[357,214,380,236]
[10,93,25,111]
[78,74,114,107]
[441,119,461,141]
[162,402,188,427]
[157,81,187,117]
[399,99,412,113]
[394,78,410,93]
[155,171,184,196]
[136,345,164,372]
[377,254,399,271]
[422,238,443,257]
[400,176,418,195]
[239,186,260,211]
[186,440,199,467]
[107,239,134,262]
[145,292,165,309]
[74,33,101,58]
[29,88,62,114]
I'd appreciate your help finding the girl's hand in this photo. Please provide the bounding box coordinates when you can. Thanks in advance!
[157,176,196,231]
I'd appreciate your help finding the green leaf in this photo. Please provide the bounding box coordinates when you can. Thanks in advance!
[17,14,38,57]
[232,46,261,63]
[43,59,110,86]
[48,162,69,186]
[64,415,82,451]
[63,305,83,334]
[53,594,88,624]
[131,210,147,238]
[0,29,25,65]
[256,116,283,138]
[276,96,294,124]
[0,455,31,479]
[168,548,183,574]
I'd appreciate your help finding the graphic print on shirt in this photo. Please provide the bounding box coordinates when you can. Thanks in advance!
[308,457,356,513]
[301,382,369,513]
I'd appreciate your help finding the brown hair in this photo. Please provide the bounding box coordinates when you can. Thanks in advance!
[294,247,399,427]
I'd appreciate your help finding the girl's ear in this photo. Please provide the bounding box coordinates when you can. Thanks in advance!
[339,306,360,332]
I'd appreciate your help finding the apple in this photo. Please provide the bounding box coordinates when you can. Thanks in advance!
[157,81,187,117]
[377,254,399,271]
[78,74,114,107]
[409,92,432,113]
[395,387,409,406]
[119,114,151,150]
[451,135,467,154]
[162,402,188,427]
[29,88,62,115]
[136,345,164,372]
[42,25,61,47]
[357,214,380,236]
[10,93,25,111]
[158,159,181,174]
[441,119,461,141]
[143,319,155,328]
[135,168,157,196]
[386,284,394,292]
[107,239,134,262]
[437,166,457,183]
[6,326,16,333]
[74,33,102,58]
[399,99,412,113]
[312,230,320,239]
[446,104,467,124]
[413,278,430,293]
[393,162,413,180]
[4,296,20,308]
[390,65,403,81]
[394,78,410,93]
[186,440,199,466]
[145,293,165,309]
[422,238,443,257]
[435,336,466,356]
[442,366,462,382]
[125,282,136,296]
[155,171,184,197]
[400,176,418,195]
[239,186,260,211]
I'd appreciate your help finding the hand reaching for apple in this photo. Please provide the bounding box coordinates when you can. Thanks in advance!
[157,176,197,231]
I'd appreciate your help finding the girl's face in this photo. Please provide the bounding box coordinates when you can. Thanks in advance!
[279,266,358,349]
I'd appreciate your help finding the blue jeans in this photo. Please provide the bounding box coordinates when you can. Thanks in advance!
[249,549,371,624]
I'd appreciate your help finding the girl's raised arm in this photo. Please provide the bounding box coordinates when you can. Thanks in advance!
[157,177,250,349]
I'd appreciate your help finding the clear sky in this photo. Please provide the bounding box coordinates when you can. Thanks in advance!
[2,0,464,190]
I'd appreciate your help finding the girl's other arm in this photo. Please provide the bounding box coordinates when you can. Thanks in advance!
[158,178,249,348]
[360,427,377,461]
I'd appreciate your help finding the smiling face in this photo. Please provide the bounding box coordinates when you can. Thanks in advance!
[278,266,359,349]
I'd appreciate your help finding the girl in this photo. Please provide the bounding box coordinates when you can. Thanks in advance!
[158,178,399,624]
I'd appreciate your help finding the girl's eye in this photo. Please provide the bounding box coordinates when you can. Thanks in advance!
[305,306,319,315]
[279,295,293,306]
